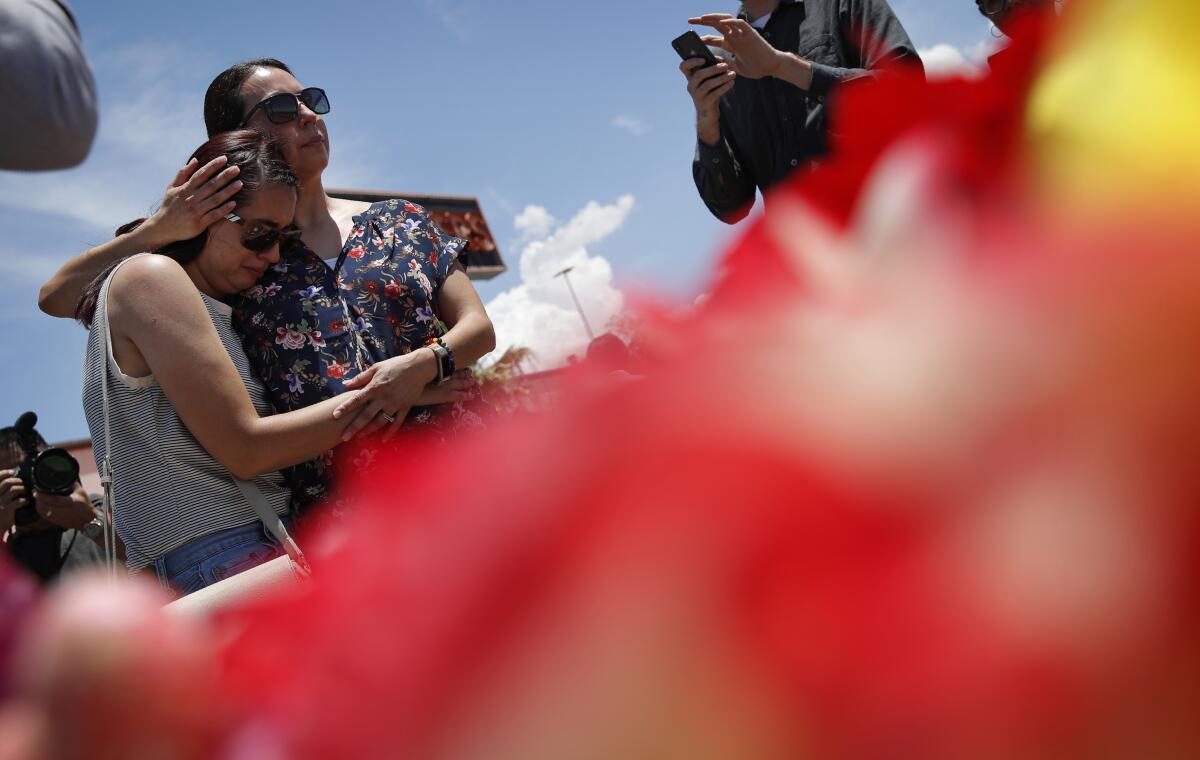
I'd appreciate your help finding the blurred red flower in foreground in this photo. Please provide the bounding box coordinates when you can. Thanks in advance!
[4,2,1200,757]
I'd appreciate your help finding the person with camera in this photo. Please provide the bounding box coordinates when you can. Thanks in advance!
[680,0,922,224]
[0,425,107,583]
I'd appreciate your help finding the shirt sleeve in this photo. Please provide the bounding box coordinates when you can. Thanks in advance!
[0,0,98,171]
[808,0,925,97]
[692,113,758,224]
[427,214,469,288]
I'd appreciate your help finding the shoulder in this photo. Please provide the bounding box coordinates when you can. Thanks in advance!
[110,254,206,324]
[373,198,434,223]
[110,253,190,293]
[330,196,373,219]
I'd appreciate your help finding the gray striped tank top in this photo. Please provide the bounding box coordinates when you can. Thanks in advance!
[81,254,291,571]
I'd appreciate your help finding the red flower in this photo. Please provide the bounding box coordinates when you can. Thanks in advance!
[346,245,366,260]
[326,361,350,379]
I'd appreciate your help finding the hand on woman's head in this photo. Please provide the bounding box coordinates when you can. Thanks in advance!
[145,155,244,246]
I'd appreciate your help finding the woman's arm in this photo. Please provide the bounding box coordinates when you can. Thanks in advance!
[334,266,496,439]
[435,266,498,366]
[111,255,357,480]
[38,156,242,318]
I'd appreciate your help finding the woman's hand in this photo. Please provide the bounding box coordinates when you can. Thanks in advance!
[333,349,439,441]
[141,155,243,247]
[415,369,476,406]
[37,156,245,319]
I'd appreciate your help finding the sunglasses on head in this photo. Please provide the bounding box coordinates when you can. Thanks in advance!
[237,87,330,128]
[224,213,302,252]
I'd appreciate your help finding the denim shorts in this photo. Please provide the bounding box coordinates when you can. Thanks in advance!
[151,519,288,598]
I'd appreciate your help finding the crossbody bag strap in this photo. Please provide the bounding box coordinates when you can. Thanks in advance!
[96,274,119,578]
[231,478,312,578]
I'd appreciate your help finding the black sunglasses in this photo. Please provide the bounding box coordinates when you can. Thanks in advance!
[224,213,303,252]
[238,87,330,128]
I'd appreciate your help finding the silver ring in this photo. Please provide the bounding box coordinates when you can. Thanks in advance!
[381,412,396,423]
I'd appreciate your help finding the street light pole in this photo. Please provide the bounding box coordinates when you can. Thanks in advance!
[554,266,595,340]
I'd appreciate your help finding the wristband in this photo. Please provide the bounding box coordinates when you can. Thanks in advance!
[429,336,451,374]
[427,337,456,381]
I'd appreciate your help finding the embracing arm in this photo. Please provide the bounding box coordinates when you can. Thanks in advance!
[332,265,496,439]
[113,256,357,480]
[38,156,242,317]
[436,266,497,367]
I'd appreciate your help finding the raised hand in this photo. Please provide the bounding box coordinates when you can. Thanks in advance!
[689,13,783,80]
[143,155,243,245]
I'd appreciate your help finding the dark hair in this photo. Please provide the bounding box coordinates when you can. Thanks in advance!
[203,58,293,137]
[0,426,47,470]
[75,129,298,327]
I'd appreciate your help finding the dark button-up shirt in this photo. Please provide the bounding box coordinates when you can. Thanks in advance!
[693,0,922,223]
[229,199,485,509]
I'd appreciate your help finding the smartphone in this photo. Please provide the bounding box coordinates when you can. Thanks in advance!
[671,31,722,68]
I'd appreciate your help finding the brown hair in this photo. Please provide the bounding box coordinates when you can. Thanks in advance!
[75,129,297,327]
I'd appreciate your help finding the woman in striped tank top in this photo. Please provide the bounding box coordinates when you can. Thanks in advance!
[74,131,468,596]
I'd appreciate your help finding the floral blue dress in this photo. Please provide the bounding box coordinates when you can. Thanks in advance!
[229,199,487,509]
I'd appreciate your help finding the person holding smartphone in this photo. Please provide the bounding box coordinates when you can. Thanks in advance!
[679,0,923,224]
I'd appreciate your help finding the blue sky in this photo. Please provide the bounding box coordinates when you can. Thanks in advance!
[0,0,995,442]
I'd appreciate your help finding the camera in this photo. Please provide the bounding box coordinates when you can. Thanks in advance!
[12,412,79,527]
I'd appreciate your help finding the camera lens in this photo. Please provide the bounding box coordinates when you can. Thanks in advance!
[32,449,79,495]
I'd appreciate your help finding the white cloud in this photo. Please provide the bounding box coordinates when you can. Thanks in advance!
[514,205,556,241]
[611,114,650,137]
[0,171,157,232]
[919,43,987,79]
[482,195,635,371]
